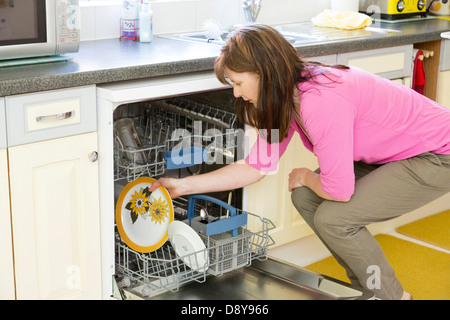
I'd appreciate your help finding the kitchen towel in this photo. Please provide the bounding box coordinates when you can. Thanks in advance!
[396,210,450,250]
[305,234,450,300]
[412,50,426,95]
[311,9,372,30]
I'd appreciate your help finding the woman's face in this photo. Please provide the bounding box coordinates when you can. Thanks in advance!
[225,68,260,105]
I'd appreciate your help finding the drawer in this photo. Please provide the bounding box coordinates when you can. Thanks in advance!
[5,86,96,146]
[337,45,413,79]
[0,98,6,149]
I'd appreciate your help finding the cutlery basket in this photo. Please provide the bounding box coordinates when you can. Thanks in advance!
[186,194,272,276]
[200,227,253,276]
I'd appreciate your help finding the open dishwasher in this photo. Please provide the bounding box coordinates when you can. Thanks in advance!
[96,72,374,300]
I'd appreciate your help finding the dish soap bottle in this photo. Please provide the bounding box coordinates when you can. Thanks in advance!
[121,0,140,39]
[140,1,153,43]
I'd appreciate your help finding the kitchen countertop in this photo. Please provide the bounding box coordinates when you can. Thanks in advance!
[1,18,450,97]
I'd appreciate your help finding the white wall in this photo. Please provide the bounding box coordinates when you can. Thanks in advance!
[79,0,331,41]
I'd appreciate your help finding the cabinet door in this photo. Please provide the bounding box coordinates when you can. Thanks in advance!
[245,129,318,247]
[438,70,450,109]
[0,98,15,299]
[8,132,102,299]
[0,148,15,300]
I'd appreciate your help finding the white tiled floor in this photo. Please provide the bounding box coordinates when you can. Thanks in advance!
[269,233,330,267]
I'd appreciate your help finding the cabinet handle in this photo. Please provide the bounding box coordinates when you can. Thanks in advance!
[89,151,99,162]
[36,110,74,122]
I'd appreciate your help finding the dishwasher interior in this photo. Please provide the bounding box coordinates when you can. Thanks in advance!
[111,89,278,298]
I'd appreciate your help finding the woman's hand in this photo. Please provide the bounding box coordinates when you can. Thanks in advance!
[149,177,185,199]
[289,167,351,202]
[288,167,310,192]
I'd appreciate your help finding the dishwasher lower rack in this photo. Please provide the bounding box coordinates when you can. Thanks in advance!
[114,205,275,298]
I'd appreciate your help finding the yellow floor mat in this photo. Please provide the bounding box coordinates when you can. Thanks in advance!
[305,234,450,300]
[396,210,450,250]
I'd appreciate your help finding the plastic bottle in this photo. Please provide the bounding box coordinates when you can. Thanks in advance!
[121,0,140,39]
[139,1,153,43]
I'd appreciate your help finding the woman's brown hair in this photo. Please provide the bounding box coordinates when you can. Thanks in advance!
[214,24,348,142]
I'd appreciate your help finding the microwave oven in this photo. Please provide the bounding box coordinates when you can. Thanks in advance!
[0,0,80,61]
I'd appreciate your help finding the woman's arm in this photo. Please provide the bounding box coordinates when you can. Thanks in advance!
[149,159,265,198]
[289,167,351,202]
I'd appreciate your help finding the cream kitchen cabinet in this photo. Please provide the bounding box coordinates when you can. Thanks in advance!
[337,45,413,82]
[5,86,102,299]
[245,129,319,247]
[0,98,15,300]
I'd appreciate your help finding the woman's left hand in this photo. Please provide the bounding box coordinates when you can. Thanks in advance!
[288,167,311,192]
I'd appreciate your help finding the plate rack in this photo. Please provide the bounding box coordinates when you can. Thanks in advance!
[115,196,275,298]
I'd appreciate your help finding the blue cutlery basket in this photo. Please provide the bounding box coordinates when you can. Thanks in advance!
[186,194,252,275]
[187,194,248,237]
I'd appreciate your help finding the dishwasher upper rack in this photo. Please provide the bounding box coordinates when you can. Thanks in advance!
[115,196,275,298]
[114,98,240,182]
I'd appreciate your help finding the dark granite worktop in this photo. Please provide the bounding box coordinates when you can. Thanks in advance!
[1,18,449,97]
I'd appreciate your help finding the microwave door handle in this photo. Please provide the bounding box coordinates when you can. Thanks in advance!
[36,110,74,122]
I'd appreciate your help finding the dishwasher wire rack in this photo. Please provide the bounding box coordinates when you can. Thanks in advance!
[114,98,240,182]
[115,196,275,297]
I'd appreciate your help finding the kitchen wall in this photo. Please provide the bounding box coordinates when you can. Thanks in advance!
[79,0,331,41]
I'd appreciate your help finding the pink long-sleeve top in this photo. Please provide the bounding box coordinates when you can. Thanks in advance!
[245,66,450,199]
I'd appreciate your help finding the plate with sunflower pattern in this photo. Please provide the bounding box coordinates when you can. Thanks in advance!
[116,177,174,253]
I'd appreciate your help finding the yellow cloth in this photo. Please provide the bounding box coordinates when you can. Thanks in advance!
[311,9,372,30]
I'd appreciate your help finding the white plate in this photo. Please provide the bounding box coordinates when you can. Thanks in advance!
[116,177,174,253]
[168,221,208,272]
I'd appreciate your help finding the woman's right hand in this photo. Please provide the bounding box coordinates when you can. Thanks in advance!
[149,177,184,199]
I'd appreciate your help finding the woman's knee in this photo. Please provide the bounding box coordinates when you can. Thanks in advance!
[291,186,318,215]
[313,202,354,238]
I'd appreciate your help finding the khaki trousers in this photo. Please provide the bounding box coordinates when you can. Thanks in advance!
[291,152,450,300]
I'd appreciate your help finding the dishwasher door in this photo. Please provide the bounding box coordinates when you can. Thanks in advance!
[115,258,374,300]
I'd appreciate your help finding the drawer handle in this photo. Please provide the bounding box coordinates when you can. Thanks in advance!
[36,110,74,122]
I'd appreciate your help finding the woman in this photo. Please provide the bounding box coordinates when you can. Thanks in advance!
[150,24,450,299]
